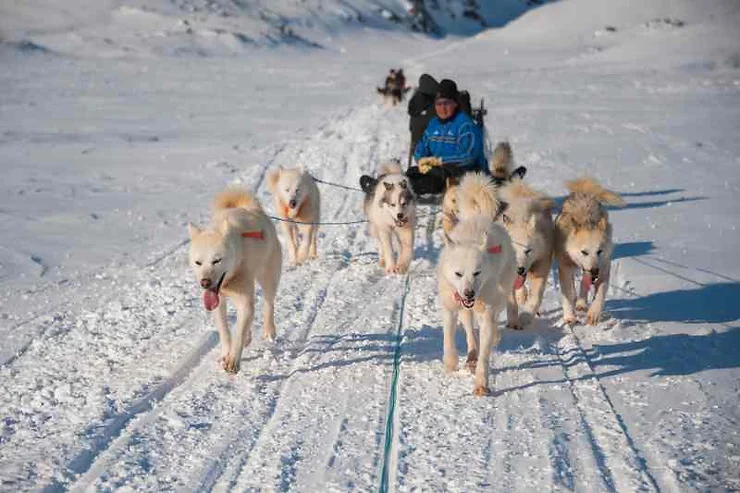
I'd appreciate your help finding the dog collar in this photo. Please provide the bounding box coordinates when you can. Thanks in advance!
[487,244,502,254]
[241,230,264,239]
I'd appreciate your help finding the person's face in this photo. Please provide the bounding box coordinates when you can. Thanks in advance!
[435,98,457,119]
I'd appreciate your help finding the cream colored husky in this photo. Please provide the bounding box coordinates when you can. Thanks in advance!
[555,177,624,326]
[497,181,556,329]
[188,188,282,374]
[362,161,417,274]
[438,215,516,396]
[266,166,321,265]
[441,172,499,238]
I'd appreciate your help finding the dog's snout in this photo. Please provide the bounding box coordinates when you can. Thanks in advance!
[289,199,297,209]
[200,278,212,289]
[463,288,475,299]
[517,267,526,276]
[589,268,600,277]
[397,212,405,219]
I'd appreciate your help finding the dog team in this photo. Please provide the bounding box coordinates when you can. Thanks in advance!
[186,143,624,394]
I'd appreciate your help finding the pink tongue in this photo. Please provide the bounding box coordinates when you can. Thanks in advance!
[513,275,526,290]
[203,290,220,311]
[581,274,592,292]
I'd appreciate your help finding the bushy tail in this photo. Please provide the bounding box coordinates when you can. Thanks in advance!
[457,172,499,218]
[566,177,625,207]
[498,181,556,212]
[489,141,513,179]
[212,187,262,213]
[380,159,403,176]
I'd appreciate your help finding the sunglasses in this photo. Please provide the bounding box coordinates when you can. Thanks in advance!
[435,99,456,107]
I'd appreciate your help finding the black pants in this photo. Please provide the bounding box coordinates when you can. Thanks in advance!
[406,165,473,195]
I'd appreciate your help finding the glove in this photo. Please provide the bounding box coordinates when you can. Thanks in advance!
[418,156,443,174]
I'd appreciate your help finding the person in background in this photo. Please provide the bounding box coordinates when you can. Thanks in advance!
[406,73,439,167]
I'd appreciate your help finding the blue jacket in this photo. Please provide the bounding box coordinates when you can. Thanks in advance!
[413,111,487,172]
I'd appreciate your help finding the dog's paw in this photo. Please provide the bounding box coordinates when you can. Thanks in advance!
[385,264,397,275]
[465,350,478,373]
[223,356,240,374]
[443,354,458,372]
[394,262,410,274]
[473,385,491,397]
[519,311,534,327]
[507,323,523,331]
[586,309,602,326]
[575,299,588,312]
[562,315,577,326]
[262,329,275,342]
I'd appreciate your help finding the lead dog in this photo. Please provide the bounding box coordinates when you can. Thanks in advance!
[555,177,624,325]
[497,181,556,329]
[438,214,516,396]
[361,161,417,274]
[188,188,282,374]
[266,166,321,265]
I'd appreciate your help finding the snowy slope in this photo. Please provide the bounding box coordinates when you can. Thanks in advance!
[1,0,739,491]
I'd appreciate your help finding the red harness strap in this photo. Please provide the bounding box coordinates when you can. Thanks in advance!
[241,230,265,240]
[487,244,502,254]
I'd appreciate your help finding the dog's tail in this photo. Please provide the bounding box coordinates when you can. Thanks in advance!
[380,159,403,176]
[212,187,262,213]
[566,177,625,207]
[456,172,499,219]
[489,141,513,180]
[498,181,556,212]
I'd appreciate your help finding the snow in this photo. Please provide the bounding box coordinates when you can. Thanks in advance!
[1,0,739,491]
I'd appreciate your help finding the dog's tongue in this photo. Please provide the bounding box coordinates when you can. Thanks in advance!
[203,290,220,311]
[581,274,593,292]
[513,275,526,290]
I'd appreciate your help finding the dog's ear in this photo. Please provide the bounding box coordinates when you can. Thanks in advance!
[446,176,459,188]
[597,215,608,231]
[398,180,407,189]
[383,182,394,191]
[510,166,527,181]
[187,222,201,238]
[539,197,557,213]
[266,168,281,192]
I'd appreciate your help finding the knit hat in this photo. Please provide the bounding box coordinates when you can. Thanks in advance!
[436,79,458,100]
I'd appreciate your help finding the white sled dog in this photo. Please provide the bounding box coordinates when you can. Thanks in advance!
[266,166,321,265]
[441,172,499,238]
[188,188,282,374]
[555,177,624,326]
[497,181,556,329]
[440,142,525,236]
[362,161,417,274]
[438,215,516,396]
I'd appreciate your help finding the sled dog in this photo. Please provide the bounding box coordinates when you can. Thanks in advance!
[497,181,556,329]
[438,215,516,395]
[266,166,321,265]
[554,177,624,325]
[489,141,527,186]
[441,172,499,238]
[362,161,417,274]
[188,188,282,374]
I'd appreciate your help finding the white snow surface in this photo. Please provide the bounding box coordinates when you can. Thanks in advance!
[1,0,740,491]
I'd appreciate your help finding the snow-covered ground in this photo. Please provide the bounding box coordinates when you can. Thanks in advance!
[1,0,739,491]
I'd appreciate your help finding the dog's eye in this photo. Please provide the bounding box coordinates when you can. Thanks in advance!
[581,250,589,256]
[455,272,463,278]
[524,249,532,256]
[473,271,481,277]
[212,259,221,265]
[389,203,396,207]
[195,261,202,266]
[597,249,604,255]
